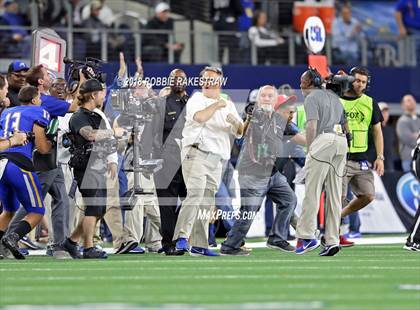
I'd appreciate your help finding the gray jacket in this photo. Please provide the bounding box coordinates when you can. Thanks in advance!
[396,114,420,160]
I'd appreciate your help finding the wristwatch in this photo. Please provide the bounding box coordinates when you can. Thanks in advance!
[377,155,385,161]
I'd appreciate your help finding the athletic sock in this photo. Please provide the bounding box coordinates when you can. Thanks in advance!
[0,230,5,240]
[14,221,32,240]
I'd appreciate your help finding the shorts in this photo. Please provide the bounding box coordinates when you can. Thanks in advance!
[342,160,375,203]
[74,169,107,218]
[0,161,45,215]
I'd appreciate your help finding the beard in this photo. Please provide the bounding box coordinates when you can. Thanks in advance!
[260,103,273,113]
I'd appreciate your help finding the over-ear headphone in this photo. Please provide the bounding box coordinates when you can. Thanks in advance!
[349,66,371,90]
[307,67,323,88]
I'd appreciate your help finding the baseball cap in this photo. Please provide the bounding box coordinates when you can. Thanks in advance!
[248,89,259,103]
[79,79,104,94]
[274,94,297,111]
[8,60,30,73]
[155,2,170,14]
[378,102,389,111]
[3,0,15,6]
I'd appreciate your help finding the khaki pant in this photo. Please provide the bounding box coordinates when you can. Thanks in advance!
[105,171,137,251]
[296,133,348,246]
[124,171,162,250]
[173,147,223,248]
[62,164,78,233]
[67,165,136,250]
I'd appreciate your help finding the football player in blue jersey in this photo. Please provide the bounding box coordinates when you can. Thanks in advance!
[0,75,28,150]
[0,85,52,259]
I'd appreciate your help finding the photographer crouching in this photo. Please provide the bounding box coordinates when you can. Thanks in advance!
[63,79,124,259]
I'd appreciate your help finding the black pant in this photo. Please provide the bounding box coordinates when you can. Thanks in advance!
[156,167,187,249]
[74,169,107,218]
[407,207,420,244]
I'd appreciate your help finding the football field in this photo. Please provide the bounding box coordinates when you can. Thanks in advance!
[0,243,419,310]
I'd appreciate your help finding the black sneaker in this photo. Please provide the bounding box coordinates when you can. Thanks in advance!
[83,247,108,259]
[62,238,82,259]
[266,240,295,252]
[115,240,138,254]
[403,241,420,252]
[161,246,185,256]
[0,241,12,259]
[2,233,25,260]
[19,236,42,250]
[319,245,340,256]
[220,247,250,256]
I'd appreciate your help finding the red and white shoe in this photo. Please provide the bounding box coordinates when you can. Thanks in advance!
[340,235,355,247]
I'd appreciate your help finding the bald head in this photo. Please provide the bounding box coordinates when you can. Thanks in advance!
[257,85,277,110]
[169,69,186,94]
[401,94,417,114]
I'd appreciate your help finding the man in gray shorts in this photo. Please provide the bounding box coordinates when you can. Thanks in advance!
[339,67,384,246]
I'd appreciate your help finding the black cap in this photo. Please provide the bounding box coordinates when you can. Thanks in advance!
[79,79,103,94]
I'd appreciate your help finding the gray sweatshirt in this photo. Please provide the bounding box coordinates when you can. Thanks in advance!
[396,114,420,161]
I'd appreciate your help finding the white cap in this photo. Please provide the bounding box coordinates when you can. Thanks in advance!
[155,2,170,14]
[248,89,259,103]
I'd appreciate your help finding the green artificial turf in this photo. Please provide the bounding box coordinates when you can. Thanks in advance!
[0,245,419,310]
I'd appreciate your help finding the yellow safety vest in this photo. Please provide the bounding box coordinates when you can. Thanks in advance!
[340,94,373,153]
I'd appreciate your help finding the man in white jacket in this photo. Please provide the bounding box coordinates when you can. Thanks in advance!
[173,67,244,256]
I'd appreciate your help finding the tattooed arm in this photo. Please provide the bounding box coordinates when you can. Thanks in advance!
[79,126,114,142]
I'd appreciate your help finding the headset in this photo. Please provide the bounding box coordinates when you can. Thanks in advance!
[307,67,323,88]
[349,66,371,91]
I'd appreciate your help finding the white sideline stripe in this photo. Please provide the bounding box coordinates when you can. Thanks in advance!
[2,302,324,310]
[398,284,420,291]
[0,274,383,282]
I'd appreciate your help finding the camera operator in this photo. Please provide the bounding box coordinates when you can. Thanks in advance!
[295,68,348,257]
[173,66,244,256]
[63,79,124,259]
[25,65,79,115]
[153,69,189,255]
[339,67,384,245]
[220,85,297,256]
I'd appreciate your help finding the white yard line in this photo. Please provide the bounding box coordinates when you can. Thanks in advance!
[2,302,325,310]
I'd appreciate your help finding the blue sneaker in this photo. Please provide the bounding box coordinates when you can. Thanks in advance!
[190,246,220,257]
[128,246,145,254]
[344,231,362,239]
[295,239,320,255]
[19,248,29,256]
[175,238,190,252]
